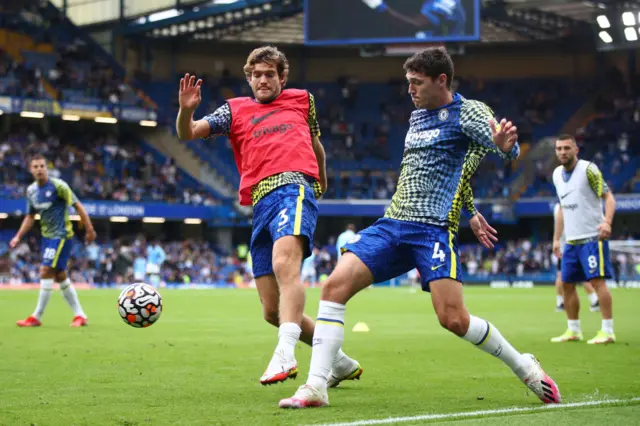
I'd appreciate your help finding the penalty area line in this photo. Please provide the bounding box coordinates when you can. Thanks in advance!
[308,397,640,426]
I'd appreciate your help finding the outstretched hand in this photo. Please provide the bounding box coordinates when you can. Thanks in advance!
[179,73,203,112]
[469,212,498,249]
[490,118,518,154]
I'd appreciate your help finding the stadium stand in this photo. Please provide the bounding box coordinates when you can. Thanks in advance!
[0,0,639,291]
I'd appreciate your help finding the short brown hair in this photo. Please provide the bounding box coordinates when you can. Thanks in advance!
[555,134,576,145]
[243,46,289,85]
[403,46,454,90]
[29,153,46,165]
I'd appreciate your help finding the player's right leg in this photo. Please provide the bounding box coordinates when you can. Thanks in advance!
[256,274,362,387]
[280,219,411,408]
[551,244,584,342]
[17,237,63,327]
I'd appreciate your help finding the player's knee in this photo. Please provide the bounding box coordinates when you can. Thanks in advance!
[320,274,350,303]
[272,244,303,281]
[436,311,469,337]
[39,266,54,279]
[263,307,279,327]
[55,271,66,283]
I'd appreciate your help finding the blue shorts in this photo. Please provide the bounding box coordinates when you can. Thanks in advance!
[341,218,462,292]
[250,184,318,278]
[41,237,73,270]
[561,240,613,283]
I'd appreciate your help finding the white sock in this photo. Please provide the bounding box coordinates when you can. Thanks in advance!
[588,292,599,305]
[568,319,581,333]
[556,295,564,305]
[307,301,345,390]
[33,279,54,320]
[463,315,532,378]
[602,319,614,334]
[59,278,86,318]
[275,322,301,360]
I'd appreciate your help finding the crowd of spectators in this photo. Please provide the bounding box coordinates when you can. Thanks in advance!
[0,128,218,205]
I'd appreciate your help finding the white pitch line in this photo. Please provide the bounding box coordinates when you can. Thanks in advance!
[309,397,640,426]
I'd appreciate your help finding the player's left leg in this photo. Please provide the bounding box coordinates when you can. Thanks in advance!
[583,281,600,312]
[417,227,560,404]
[429,278,560,404]
[55,270,88,327]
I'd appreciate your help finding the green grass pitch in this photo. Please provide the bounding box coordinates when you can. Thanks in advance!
[1,287,639,425]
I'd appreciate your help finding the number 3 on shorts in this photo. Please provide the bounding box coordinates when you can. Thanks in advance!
[278,208,289,227]
[432,242,445,262]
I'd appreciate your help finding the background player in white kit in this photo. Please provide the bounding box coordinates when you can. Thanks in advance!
[551,134,616,344]
[552,203,599,313]
[335,224,357,260]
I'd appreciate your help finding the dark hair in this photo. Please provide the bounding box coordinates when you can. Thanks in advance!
[403,46,454,89]
[243,45,289,85]
[29,153,46,165]
[555,134,576,145]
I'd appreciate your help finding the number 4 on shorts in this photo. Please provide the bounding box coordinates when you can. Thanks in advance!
[432,242,445,262]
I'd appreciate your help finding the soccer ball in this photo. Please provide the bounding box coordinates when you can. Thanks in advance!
[117,283,163,328]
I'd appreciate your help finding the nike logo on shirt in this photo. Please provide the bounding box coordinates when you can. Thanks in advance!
[251,109,281,125]
[560,190,574,199]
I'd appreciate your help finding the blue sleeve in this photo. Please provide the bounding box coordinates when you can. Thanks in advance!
[202,103,232,138]
[460,100,520,160]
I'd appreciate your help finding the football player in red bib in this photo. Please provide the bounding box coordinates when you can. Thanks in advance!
[176,46,362,387]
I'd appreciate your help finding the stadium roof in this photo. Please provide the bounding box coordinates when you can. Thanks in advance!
[55,0,640,46]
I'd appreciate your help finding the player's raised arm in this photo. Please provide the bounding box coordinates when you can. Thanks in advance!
[308,93,327,193]
[586,163,616,240]
[176,73,210,140]
[460,100,520,160]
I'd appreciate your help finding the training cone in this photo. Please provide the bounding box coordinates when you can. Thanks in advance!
[352,322,370,332]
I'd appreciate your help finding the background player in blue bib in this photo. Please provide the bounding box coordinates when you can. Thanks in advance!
[10,154,97,327]
[280,47,561,409]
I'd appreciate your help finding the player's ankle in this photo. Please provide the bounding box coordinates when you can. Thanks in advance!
[307,375,327,392]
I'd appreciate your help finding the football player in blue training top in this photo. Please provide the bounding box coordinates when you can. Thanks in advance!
[363,0,467,38]
[279,46,561,409]
[11,154,96,327]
